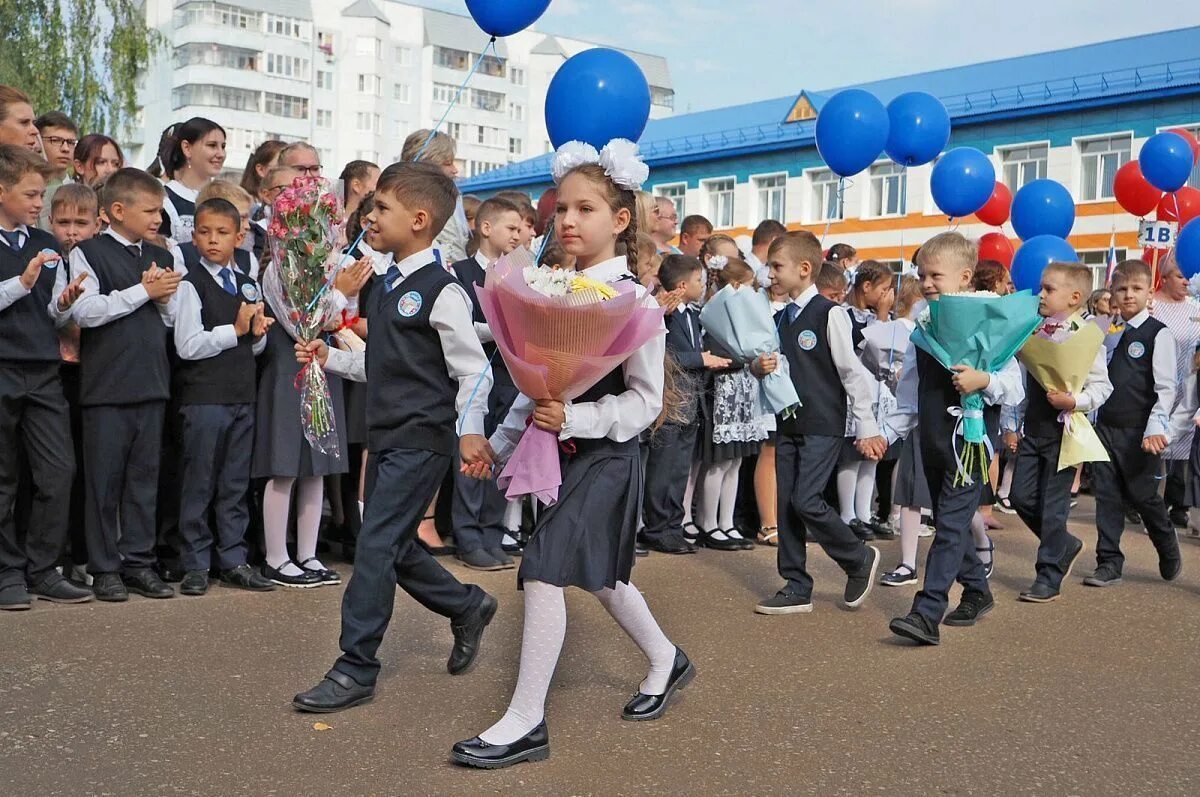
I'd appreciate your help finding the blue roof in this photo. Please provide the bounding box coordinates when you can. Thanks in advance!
[461,26,1200,193]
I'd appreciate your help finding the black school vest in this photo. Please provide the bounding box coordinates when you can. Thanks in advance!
[571,364,638,456]
[366,262,458,455]
[777,295,848,436]
[916,348,1001,469]
[1099,316,1165,429]
[162,186,195,242]
[846,306,868,349]
[1023,368,1062,439]
[174,264,259,405]
[451,256,513,391]
[0,228,61,363]
[76,235,172,406]
[179,241,253,278]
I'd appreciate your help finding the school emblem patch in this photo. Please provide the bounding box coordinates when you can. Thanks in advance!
[40,248,58,268]
[397,290,423,317]
[1127,341,1146,359]
[240,282,260,302]
[798,329,818,351]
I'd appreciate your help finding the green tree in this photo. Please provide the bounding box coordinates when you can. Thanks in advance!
[0,0,162,136]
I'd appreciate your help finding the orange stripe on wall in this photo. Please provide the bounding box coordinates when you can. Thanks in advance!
[850,232,1140,262]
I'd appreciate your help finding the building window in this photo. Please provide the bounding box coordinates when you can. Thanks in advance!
[510,67,526,86]
[316,30,334,57]
[868,161,907,217]
[172,83,259,112]
[704,178,735,228]
[476,125,504,148]
[357,74,381,96]
[394,83,411,103]
[265,53,309,80]
[809,168,843,222]
[263,92,308,119]
[264,14,307,40]
[357,149,379,162]
[434,46,470,70]
[394,46,412,65]
[754,173,787,224]
[999,143,1048,191]
[316,109,333,128]
[1080,249,1128,289]
[445,122,463,141]
[316,70,333,90]
[432,82,456,104]
[509,137,523,157]
[1079,134,1132,201]
[477,54,505,78]
[173,43,257,71]
[471,88,505,113]
[355,112,381,134]
[355,36,381,58]
[508,102,524,122]
[650,86,675,110]
[654,183,686,219]
[175,2,259,31]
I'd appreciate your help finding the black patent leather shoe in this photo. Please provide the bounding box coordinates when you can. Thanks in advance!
[292,670,375,713]
[451,721,550,769]
[448,593,497,675]
[621,647,695,721]
[123,568,175,599]
[221,564,275,592]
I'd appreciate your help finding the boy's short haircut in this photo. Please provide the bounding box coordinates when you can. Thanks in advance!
[0,143,54,188]
[769,229,823,269]
[658,254,703,291]
[752,219,787,248]
[817,261,848,292]
[1111,259,1152,286]
[34,110,78,135]
[375,160,458,236]
[827,242,857,262]
[1043,261,1094,297]
[919,231,977,272]
[98,167,165,209]
[50,182,98,217]
[197,179,254,210]
[194,197,242,228]
[475,197,521,229]
[680,214,713,237]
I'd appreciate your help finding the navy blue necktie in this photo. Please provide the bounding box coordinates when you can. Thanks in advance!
[784,303,801,326]
[1,229,22,253]
[384,264,401,292]
[219,267,237,296]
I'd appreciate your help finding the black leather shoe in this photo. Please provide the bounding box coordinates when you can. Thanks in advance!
[292,671,374,713]
[262,562,323,589]
[1169,507,1188,528]
[32,575,94,604]
[457,548,507,571]
[298,557,342,586]
[485,547,516,569]
[451,721,550,769]
[180,570,210,596]
[849,519,876,541]
[944,589,994,626]
[698,529,742,551]
[635,544,649,557]
[889,611,940,645]
[638,532,697,555]
[92,572,129,602]
[448,593,497,675]
[0,583,33,610]
[221,564,275,591]
[621,648,695,721]
[156,562,185,583]
[123,568,174,599]
[1017,581,1060,603]
[1160,554,1183,582]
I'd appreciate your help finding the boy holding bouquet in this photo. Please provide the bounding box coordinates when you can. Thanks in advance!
[886,232,1027,646]
[1004,262,1112,603]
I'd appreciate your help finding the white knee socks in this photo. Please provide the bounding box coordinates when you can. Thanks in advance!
[294,476,325,569]
[264,477,325,575]
[594,581,676,695]
[855,461,877,523]
[971,510,992,568]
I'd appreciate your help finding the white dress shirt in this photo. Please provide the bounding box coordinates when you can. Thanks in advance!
[489,255,667,462]
[69,228,182,328]
[323,245,492,436]
[1119,308,1178,439]
[0,225,73,326]
[470,249,495,345]
[174,257,268,360]
[788,284,882,439]
[1000,318,1113,433]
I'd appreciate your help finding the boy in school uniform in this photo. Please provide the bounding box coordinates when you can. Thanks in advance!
[174,198,275,596]
[0,144,91,609]
[751,231,886,615]
[641,254,729,554]
[1004,262,1112,603]
[886,233,1025,646]
[1084,259,1182,588]
[292,161,498,713]
[449,196,523,571]
[34,111,78,228]
[69,167,185,602]
[181,181,260,280]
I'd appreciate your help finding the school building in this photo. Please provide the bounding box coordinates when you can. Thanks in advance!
[459,26,1200,286]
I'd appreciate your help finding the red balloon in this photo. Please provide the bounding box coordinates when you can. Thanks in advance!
[1157,187,1200,226]
[1165,128,1200,165]
[1113,160,1163,217]
[978,232,1014,268]
[975,181,1012,226]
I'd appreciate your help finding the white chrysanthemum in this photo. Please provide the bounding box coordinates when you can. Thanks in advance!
[551,141,600,184]
[599,138,649,191]
[524,264,573,297]
[1188,273,1200,301]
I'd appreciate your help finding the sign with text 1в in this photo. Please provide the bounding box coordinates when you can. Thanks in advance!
[1138,219,1178,249]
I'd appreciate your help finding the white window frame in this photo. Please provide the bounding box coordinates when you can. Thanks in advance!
[1075,131,1133,203]
[355,36,381,58]
[508,136,523,157]
[866,160,908,219]
[1156,123,1200,190]
[807,167,843,224]
[394,45,413,66]
[508,102,524,122]
[357,74,381,96]
[1079,248,1128,290]
[316,109,333,129]
[995,140,1050,192]
[751,171,788,225]
[510,67,526,86]
[355,111,380,134]
[654,182,687,219]
[393,83,411,103]
[702,176,736,229]
[316,70,333,90]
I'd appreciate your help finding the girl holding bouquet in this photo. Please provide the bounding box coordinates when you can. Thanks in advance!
[452,142,691,769]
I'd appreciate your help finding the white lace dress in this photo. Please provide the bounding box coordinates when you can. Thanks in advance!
[702,363,772,464]
[1151,297,1200,460]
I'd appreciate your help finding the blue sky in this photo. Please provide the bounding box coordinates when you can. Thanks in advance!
[408,0,1200,113]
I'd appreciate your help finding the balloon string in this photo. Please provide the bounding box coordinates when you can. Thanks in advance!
[415,36,498,162]
[820,177,846,247]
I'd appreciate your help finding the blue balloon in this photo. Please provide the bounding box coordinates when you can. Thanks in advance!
[1011,179,1075,240]
[465,0,552,37]
[1141,132,1195,193]
[815,90,889,177]
[884,92,951,167]
[929,147,996,218]
[1011,235,1077,292]
[1177,219,1200,279]
[545,49,651,150]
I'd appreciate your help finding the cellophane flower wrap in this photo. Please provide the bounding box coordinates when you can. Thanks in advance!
[262,175,347,459]
[478,247,665,505]
[911,290,1041,485]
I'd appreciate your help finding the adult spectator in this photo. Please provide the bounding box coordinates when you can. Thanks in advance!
[401,128,468,263]
[654,196,680,253]
[278,142,322,176]
[747,219,787,287]
[679,214,713,257]
[34,111,79,225]
[0,85,38,149]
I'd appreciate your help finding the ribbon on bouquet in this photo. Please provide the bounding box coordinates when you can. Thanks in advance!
[947,405,994,486]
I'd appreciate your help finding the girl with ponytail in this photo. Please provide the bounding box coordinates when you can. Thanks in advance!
[149,117,226,242]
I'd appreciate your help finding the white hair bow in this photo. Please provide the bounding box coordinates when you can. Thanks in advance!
[550,139,649,191]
